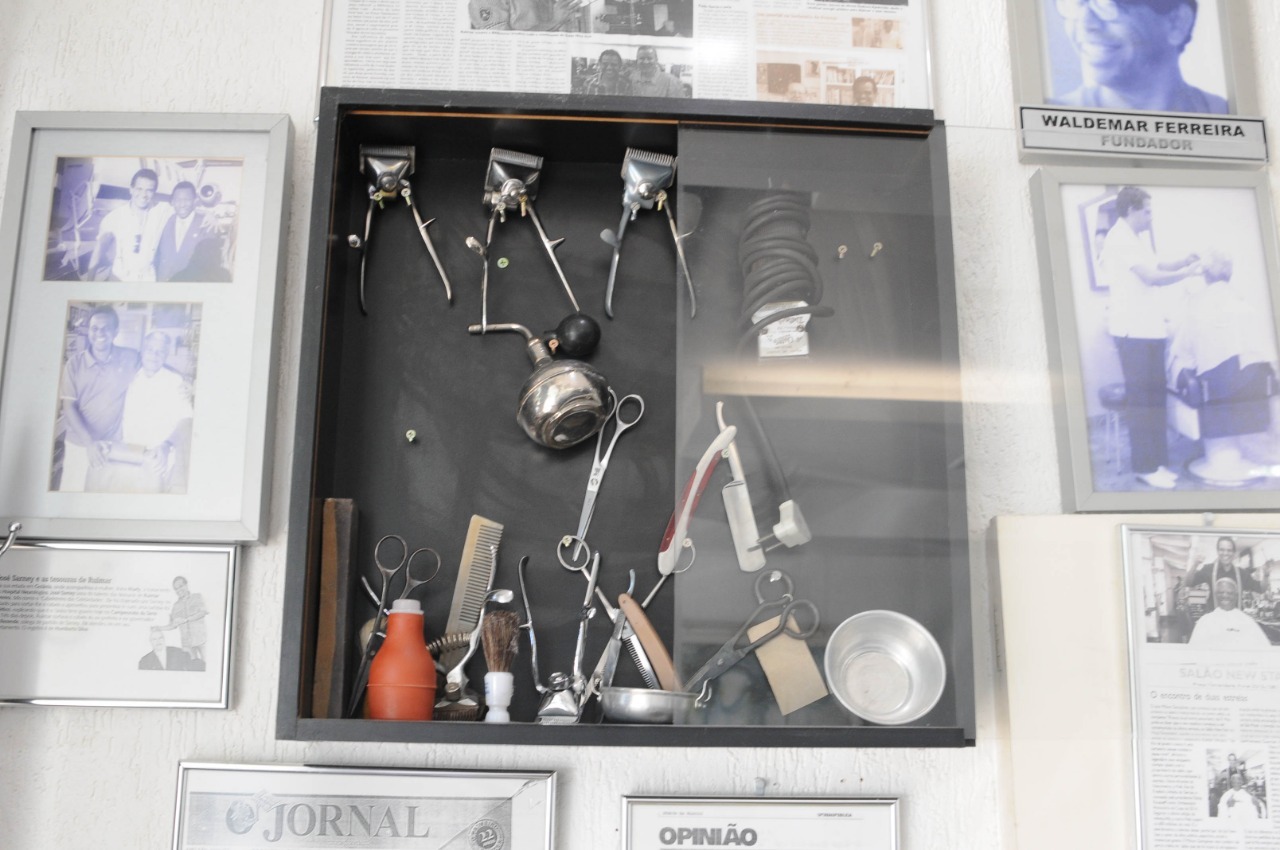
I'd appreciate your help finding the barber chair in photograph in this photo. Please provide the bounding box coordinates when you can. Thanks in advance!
[1173,356,1278,486]
[1097,382,1128,470]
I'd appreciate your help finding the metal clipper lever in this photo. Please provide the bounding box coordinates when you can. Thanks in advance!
[348,145,454,315]
[467,148,582,331]
[601,148,696,319]
[520,551,600,724]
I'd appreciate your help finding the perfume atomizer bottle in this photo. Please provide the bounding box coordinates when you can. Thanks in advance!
[465,149,609,449]
[601,148,696,319]
[347,145,454,316]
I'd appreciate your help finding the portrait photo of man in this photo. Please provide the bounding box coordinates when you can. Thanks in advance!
[1041,0,1230,114]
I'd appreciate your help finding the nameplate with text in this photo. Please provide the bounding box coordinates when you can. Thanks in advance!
[1020,106,1267,164]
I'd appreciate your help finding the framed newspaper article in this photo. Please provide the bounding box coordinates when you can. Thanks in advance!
[0,112,292,542]
[1032,167,1280,512]
[622,796,899,849]
[173,763,556,849]
[0,539,236,708]
[321,0,935,109]
[1008,0,1265,163]
[1122,525,1280,849]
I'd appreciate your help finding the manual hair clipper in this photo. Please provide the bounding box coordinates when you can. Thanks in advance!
[600,148,696,319]
[465,148,584,327]
[348,145,454,315]
[519,551,600,724]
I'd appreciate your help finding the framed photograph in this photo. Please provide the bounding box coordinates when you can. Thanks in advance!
[0,112,292,542]
[1032,167,1280,511]
[323,0,934,110]
[1121,525,1280,849]
[1008,0,1265,162]
[173,763,556,849]
[622,796,899,849]
[0,539,236,707]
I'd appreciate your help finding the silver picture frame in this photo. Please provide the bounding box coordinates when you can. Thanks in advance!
[622,796,899,849]
[1008,0,1265,164]
[1120,524,1280,848]
[0,112,292,542]
[1032,166,1280,511]
[173,763,556,849]
[0,539,237,708]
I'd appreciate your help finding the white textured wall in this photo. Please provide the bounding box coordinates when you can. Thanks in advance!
[1,2,1278,848]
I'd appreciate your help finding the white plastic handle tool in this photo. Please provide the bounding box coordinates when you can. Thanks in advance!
[753,499,812,552]
[658,426,737,575]
[715,403,765,572]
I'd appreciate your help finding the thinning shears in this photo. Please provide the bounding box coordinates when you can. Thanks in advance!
[562,390,643,564]
[684,569,819,699]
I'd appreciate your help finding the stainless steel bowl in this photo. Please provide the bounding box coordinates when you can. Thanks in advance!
[600,686,696,724]
[824,610,946,725]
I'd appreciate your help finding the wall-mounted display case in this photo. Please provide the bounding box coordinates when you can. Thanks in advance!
[277,88,973,747]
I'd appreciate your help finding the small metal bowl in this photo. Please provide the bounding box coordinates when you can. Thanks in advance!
[600,686,696,724]
[824,610,946,725]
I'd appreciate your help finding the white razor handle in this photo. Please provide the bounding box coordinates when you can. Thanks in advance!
[722,480,766,572]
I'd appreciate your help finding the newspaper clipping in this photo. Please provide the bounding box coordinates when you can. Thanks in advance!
[175,764,555,850]
[1125,527,1280,849]
[326,0,931,108]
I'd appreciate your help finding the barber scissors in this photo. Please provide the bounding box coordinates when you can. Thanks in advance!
[562,391,643,564]
[684,569,819,698]
[346,535,442,718]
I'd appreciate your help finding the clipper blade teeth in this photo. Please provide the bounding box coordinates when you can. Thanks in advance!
[623,148,675,169]
[489,148,543,170]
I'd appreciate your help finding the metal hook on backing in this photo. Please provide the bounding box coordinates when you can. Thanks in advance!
[0,522,21,560]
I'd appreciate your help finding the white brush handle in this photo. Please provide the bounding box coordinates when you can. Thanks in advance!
[484,672,514,723]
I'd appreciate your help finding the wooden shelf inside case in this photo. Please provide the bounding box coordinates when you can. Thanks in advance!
[277,88,974,747]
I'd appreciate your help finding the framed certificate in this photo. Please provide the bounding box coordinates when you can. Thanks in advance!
[173,763,556,849]
[0,539,236,708]
[622,796,899,849]
[1122,525,1280,849]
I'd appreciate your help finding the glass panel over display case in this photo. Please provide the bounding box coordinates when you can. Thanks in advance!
[671,124,968,730]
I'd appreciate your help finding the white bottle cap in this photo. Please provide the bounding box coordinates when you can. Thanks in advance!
[390,598,422,613]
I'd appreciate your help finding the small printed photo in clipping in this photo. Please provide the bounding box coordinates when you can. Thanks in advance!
[1202,745,1269,823]
[756,52,895,107]
[570,44,693,97]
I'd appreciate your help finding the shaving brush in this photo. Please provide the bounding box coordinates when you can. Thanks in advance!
[481,610,521,723]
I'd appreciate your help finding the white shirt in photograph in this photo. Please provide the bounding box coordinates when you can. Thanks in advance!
[1188,607,1272,650]
[99,202,173,282]
[121,366,193,448]
[1101,217,1165,340]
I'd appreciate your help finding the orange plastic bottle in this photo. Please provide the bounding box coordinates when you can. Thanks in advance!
[366,599,436,721]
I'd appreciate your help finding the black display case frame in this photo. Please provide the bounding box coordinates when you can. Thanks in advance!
[277,87,973,747]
